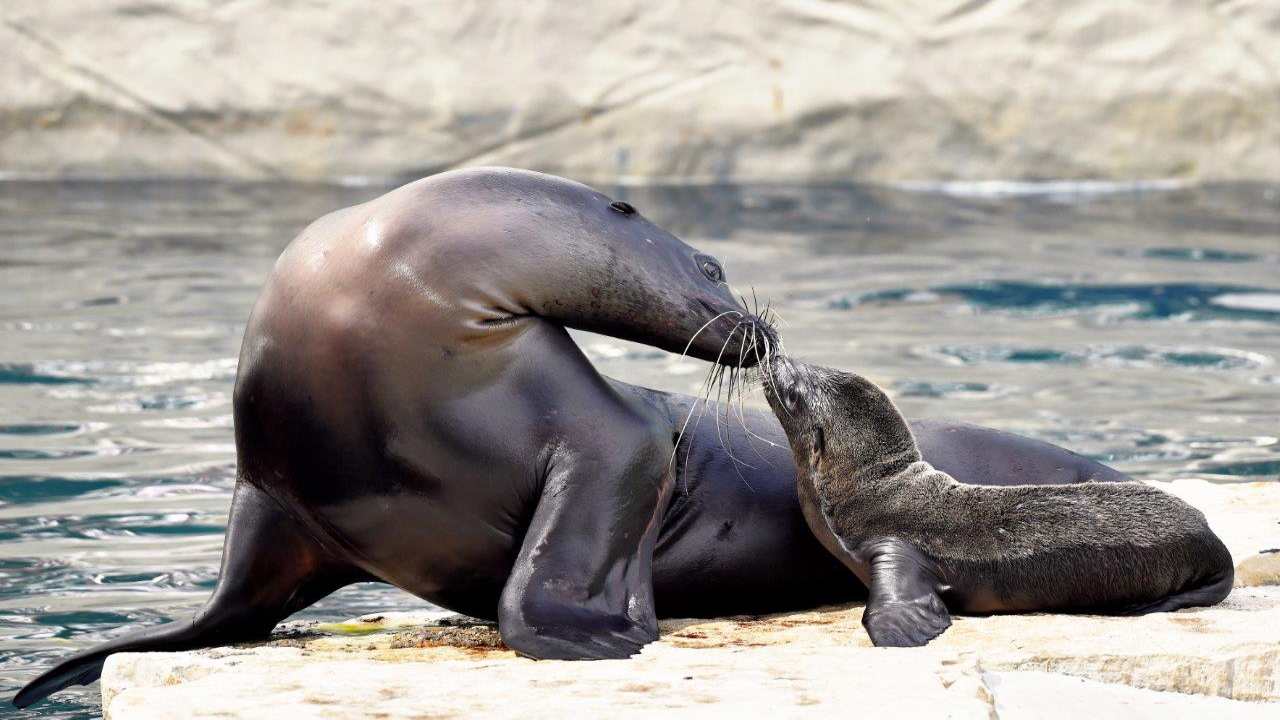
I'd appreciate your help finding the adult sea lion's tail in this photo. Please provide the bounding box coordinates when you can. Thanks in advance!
[13,482,358,708]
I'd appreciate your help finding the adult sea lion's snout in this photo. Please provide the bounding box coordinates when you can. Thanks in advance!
[736,314,778,369]
[682,295,777,369]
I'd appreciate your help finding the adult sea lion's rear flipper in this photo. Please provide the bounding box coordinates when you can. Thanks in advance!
[857,538,952,648]
[13,482,358,708]
[497,427,671,660]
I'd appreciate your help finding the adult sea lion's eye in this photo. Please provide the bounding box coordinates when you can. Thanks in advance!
[701,260,724,283]
[609,201,637,215]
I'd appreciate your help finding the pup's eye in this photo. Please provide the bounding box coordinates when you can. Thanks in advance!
[609,201,637,215]
[812,426,826,456]
[701,261,724,283]
[786,388,803,410]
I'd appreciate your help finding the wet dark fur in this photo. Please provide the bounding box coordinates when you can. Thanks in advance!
[762,354,1234,646]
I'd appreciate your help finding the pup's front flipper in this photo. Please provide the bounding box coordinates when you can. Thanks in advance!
[856,537,952,647]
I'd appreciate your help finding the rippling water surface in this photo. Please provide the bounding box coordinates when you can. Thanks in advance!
[2,180,1278,717]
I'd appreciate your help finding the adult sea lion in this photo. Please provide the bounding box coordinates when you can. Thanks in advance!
[761,353,1234,647]
[16,167,1131,707]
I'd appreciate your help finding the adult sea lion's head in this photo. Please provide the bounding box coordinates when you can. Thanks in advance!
[421,167,775,367]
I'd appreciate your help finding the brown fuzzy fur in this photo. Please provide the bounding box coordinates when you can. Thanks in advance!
[762,355,1234,616]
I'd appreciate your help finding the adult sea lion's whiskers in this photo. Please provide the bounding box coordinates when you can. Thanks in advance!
[738,349,785,455]
[671,322,743,496]
[676,310,743,366]
[677,397,709,496]
[720,327,758,467]
[705,323,736,437]
[681,359,735,493]
[670,368,717,496]
[670,396,704,497]
[667,309,746,491]
[718,385,758,491]
[732,323,783,461]
[706,324,760,485]
[760,300,787,329]
[710,338,735,467]
[756,327,795,423]
[727,363,752,466]
[670,306,774,495]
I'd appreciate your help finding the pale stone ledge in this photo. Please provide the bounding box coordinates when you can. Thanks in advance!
[102,480,1279,718]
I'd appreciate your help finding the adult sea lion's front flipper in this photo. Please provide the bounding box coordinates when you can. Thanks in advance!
[497,418,672,660]
[856,538,952,648]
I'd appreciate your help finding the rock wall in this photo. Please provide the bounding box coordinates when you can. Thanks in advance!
[3,1,1279,183]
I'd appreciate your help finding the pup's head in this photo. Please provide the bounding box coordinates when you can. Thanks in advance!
[761,354,918,480]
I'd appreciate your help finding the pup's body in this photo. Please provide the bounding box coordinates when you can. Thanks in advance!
[762,355,1234,647]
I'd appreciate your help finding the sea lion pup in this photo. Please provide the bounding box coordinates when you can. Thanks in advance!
[761,354,1234,647]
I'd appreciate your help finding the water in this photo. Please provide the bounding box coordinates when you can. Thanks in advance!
[2,180,1278,717]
